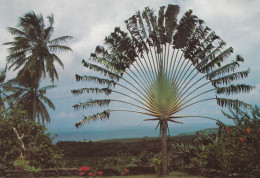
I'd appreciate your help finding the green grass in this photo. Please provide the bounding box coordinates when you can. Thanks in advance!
[51,171,203,178]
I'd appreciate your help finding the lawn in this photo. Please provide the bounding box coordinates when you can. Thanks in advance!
[52,171,203,178]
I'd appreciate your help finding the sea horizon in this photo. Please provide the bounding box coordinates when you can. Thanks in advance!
[50,123,218,143]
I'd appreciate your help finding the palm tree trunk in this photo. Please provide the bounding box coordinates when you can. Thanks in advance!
[32,90,37,121]
[161,119,168,177]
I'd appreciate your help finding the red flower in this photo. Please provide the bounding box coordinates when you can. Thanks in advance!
[93,174,96,177]
[247,128,251,133]
[121,172,125,175]
[79,171,85,176]
[240,137,244,142]
[124,168,129,172]
[84,166,90,171]
[79,166,85,172]
[88,172,93,176]
[97,172,103,175]
[225,127,232,133]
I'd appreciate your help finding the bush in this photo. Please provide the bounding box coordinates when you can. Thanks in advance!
[0,103,65,169]
[172,105,260,176]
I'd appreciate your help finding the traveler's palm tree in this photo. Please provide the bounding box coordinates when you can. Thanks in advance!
[72,5,253,176]
[3,11,73,83]
[8,72,56,124]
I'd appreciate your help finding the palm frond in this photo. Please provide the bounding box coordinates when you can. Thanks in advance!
[165,4,179,43]
[216,97,251,109]
[75,75,117,87]
[211,69,250,86]
[73,99,111,110]
[75,110,110,128]
[48,45,72,52]
[71,87,112,96]
[81,60,120,80]
[49,36,73,45]
[216,84,254,95]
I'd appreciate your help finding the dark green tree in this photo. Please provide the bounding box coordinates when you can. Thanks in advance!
[8,72,56,124]
[0,101,64,169]
[72,4,253,176]
[0,67,8,106]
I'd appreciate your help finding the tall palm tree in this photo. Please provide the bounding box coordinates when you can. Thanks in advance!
[72,5,253,176]
[8,72,56,124]
[3,11,73,83]
[0,67,8,106]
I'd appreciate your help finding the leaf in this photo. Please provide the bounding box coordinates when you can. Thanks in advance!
[71,87,112,96]
[216,84,254,95]
[211,69,250,86]
[75,110,110,128]
[165,4,179,43]
[75,75,116,88]
[73,99,110,110]
[216,97,251,109]
[81,60,120,80]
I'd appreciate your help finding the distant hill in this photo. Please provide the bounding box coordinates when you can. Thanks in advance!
[178,127,218,136]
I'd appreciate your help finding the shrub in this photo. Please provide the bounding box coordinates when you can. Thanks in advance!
[0,103,65,169]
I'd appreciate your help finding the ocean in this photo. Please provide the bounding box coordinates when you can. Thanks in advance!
[50,123,218,143]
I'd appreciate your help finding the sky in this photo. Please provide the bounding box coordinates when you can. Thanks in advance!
[0,0,259,137]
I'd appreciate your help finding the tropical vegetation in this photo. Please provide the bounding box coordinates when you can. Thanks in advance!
[3,11,72,124]
[72,4,253,176]
[0,101,64,169]
[0,11,71,174]
[172,105,260,176]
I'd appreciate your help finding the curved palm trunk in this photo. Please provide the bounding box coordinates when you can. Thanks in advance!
[161,119,168,177]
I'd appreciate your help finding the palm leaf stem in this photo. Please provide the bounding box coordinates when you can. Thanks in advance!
[168,49,179,79]
[123,71,159,107]
[172,53,185,83]
[168,115,219,122]
[111,90,158,112]
[173,97,216,114]
[110,99,159,115]
[165,44,171,76]
[176,80,212,106]
[175,57,191,87]
[167,48,176,77]
[110,109,159,117]
[170,88,215,115]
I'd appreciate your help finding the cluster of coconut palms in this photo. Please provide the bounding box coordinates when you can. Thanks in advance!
[1,12,72,124]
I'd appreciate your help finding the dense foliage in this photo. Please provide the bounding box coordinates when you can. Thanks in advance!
[0,103,65,169]
[172,105,260,176]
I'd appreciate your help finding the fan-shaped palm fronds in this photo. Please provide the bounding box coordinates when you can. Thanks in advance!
[72,4,253,176]
[3,11,73,83]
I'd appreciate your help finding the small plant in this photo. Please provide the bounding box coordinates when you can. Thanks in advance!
[13,157,41,173]
[120,168,129,176]
[152,157,161,176]
[78,166,103,177]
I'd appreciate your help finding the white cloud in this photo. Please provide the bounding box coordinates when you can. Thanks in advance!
[54,111,77,120]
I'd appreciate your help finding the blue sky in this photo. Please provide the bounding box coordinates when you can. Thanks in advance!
[0,0,259,136]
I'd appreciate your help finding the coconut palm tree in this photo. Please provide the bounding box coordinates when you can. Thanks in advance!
[8,71,56,124]
[72,5,253,176]
[0,67,8,106]
[3,11,73,83]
